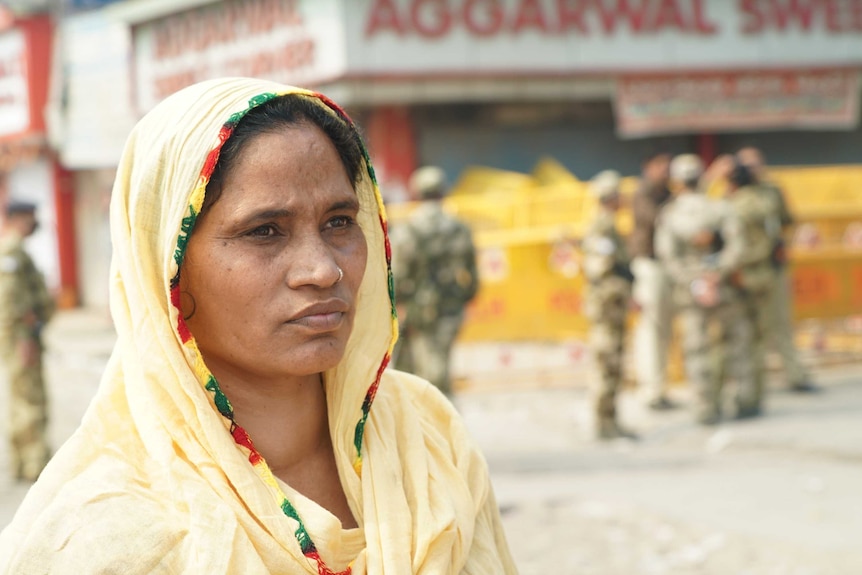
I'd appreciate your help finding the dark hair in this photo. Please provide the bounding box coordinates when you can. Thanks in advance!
[202,94,365,214]
[641,149,671,167]
[728,162,755,188]
[682,177,700,190]
[5,200,37,217]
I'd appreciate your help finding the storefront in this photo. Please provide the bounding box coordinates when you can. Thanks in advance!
[118,0,862,196]
[53,0,862,308]
[0,14,78,307]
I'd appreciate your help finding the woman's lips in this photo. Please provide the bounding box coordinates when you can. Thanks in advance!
[289,311,345,331]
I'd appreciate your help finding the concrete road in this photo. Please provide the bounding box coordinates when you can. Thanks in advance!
[0,310,860,574]
[458,371,862,574]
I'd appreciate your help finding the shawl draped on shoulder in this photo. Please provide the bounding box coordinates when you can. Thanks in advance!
[0,78,516,575]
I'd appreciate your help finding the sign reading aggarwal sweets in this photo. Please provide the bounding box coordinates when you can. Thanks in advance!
[346,0,862,74]
[363,0,862,37]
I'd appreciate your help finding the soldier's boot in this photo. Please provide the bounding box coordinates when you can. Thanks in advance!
[736,371,764,420]
[597,417,638,440]
[696,406,722,426]
[695,375,722,426]
[789,377,820,394]
[596,396,637,440]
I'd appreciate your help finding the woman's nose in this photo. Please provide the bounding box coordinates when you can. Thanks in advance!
[285,234,341,289]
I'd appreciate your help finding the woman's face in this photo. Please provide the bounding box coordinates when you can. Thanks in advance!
[180,122,368,382]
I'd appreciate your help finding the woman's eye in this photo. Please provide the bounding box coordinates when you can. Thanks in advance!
[328,215,354,229]
[247,224,277,237]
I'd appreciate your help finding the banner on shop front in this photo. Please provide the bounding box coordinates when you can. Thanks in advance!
[133,0,345,112]
[0,29,29,137]
[614,69,861,138]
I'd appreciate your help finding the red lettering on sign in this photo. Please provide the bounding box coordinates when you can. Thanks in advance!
[854,0,862,31]
[653,0,687,31]
[739,0,766,34]
[152,0,303,61]
[365,0,406,36]
[738,0,862,34]
[364,0,722,38]
[411,0,452,38]
[772,0,817,31]
[356,0,862,38]
[595,0,649,34]
[556,0,589,33]
[223,38,315,77]
[512,0,550,33]
[692,0,718,33]
[464,0,505,36]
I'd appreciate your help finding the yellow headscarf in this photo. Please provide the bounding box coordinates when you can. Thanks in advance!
[0,79,516,574]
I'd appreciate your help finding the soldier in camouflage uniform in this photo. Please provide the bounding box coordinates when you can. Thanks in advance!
[582,171,636,439]
[737,147,816,393]
[721,162,778,418]
[656,155,749,424]
[390,167,479,397]
[0,201,54,481]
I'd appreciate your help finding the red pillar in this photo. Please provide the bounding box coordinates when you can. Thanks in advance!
[52,161,78,308]
[696,133,717,166]
[365,106,418,200]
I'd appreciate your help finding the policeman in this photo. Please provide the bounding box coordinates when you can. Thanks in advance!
[582,170,636,439]
[737,147,816,393]
[656,155,738,424]
[0,200,54,481]
[390,167,479,397]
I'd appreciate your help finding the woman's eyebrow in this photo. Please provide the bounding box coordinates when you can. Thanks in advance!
[326,199,360,213]
[242,208,292,223]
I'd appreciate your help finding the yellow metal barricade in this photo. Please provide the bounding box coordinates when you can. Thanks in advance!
[387,161,862,344]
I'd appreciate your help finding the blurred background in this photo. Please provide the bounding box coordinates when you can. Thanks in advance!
[0,0,860,573]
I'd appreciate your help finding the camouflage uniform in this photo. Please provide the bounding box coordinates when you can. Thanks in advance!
[390,201,479,396]
[758,181,811,389]
[656,191,743,423]
[0,232,54,481]
[583,171,635,438]
[723,183,778,417]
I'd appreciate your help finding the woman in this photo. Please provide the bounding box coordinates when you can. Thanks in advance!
[0,79,516,574]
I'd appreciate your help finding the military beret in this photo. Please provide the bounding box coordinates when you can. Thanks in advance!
[5,200,37,216]
[670,154,704,183]
[589,170,621,200]
[409,166,448,200]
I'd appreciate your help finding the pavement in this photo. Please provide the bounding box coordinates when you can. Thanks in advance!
[0,309,860,574]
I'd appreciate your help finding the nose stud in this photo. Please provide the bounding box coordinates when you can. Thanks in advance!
[336,266,344,284]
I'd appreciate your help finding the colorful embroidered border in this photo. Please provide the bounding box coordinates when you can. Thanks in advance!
[169,89,398,575]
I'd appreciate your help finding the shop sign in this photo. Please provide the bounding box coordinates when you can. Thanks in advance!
[133,0,344,112]
[0,28,29,137]
[615,69,860,138]
[347,1,862,74]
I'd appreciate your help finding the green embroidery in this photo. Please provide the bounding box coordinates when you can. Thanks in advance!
[204,375,232,418]
[281,499,316,554]
[173,205,198,268]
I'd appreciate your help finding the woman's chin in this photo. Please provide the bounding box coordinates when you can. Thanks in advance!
[279,339,348,377]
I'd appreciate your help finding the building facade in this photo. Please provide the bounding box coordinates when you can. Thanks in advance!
[50,0,862,307]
